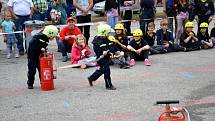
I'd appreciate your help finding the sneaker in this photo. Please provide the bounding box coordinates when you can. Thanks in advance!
[28,85,34,89]
[15,53,19,58]
[87,77,93,86]
[143,59,151,66]
[62,56,68,62]
[130,59,136,66]
[7,54,11,59]
[106,86,116,90]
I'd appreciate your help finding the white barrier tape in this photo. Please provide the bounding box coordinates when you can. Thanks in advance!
[56,17,175,28]
[54,21,107,29]
[1,16,212,35]
[0,31,24,35]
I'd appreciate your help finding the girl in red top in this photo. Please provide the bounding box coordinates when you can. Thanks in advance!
[71,34,97,69]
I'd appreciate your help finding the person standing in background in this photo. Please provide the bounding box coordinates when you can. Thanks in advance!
[8,0,34,55]
[194,0,214,33]
[65,0,76,17]
[1,11,19,58]
[73,0,93,45]
[174,0,190,44]
[105,0,120,29]
[139,0,157,34]
[120,0,134,35]
[162,0,175,33]
[32,0,48,21]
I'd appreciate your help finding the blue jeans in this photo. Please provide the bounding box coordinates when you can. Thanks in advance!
[107,15,118,29]
[32,11,45,21]
[14,16,30,52]
[58,40,72,57]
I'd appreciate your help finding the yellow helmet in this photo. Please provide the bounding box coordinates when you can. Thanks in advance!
[42,25,59,38]
[96,24,114,36]
[185,22,194,28]
[114,23,124,30]
[200,22,208,28]
[133,29,143,37]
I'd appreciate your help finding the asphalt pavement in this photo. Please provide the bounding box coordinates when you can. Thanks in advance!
[0,16,215,121]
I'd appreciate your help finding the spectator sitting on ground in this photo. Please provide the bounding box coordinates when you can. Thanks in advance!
[197,22,214,49]
[210,23,215,43]
[156,19,186,53]
[112,23,130,69]
[127,29,151,66]
[71,34,97,69]
[143,22,166,54]
[59,17,82,62]
[180,21,200,51]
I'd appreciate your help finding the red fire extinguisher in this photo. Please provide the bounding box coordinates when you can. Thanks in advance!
[39,53,57,91]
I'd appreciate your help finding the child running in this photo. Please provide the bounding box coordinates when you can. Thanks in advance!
[88,24,116,90]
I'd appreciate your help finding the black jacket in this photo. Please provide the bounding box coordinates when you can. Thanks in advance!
[92,36,116,59]
[180,31,197,46]
[194,0,214,16]
[197,32,210,42]
[140,0,154,8]
[210,27,215,38]
[28,33,49,59]
[105,0,119,11]
[143,32,156,46]
[156,29,174,45]
[114,34,129,51]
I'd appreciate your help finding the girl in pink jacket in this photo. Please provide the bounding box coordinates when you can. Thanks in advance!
[71,34,97,69]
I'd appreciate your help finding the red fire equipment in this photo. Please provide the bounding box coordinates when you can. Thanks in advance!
[39,53,56,91]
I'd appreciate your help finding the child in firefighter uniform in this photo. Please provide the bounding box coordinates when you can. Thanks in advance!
[197,22,214,49]
[88,24,116,90]
[27,25,59,89]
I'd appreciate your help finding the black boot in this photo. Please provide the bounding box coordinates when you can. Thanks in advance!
[87,77,93,86]
[27,84,34,89]
[105,78,116,90]
[27,81,34,89]
[106,86,116,90]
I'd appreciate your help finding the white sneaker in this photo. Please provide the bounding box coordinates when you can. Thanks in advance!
[15,53,19,58]
[7,54,11,59]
